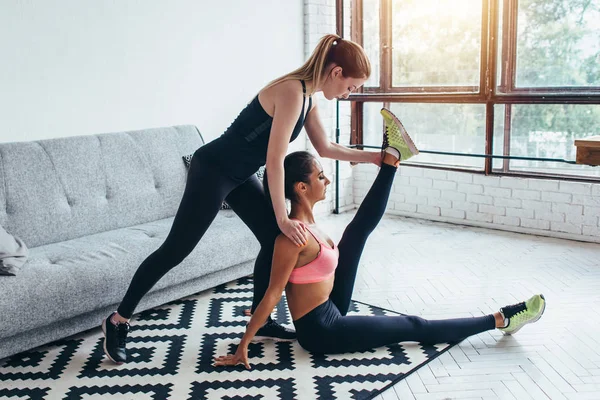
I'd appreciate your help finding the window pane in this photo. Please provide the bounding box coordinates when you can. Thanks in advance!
[363,103,486,169]
[493,104,506,170]
[496,0,504,90]
[344,0,353,40]
[515,0,600,88]
[391,0,482,89]
[499,104,600,177]
[363,0,380,88]
[363,102,384,147]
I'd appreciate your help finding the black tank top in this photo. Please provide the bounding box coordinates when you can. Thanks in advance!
[200,80,312,182]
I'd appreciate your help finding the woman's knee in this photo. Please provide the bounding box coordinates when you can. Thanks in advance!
[405,315,429,331]
[405,315,443,344]
[298,337,327,354]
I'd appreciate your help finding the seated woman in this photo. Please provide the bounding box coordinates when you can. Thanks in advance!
[215,112,546,369]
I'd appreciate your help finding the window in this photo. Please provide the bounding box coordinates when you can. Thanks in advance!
[348,0,600,180]
[493,104,600,177]
[390,0,482,90]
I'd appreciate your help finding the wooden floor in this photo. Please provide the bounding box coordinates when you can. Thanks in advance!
[319,212,600,400]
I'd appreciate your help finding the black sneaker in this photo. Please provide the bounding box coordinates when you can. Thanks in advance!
[252,320,297,342]
[102,312,130,364]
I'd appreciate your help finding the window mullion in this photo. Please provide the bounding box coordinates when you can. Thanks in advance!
[336,0,344,37]
[506,0,518,91]
[353,0,363,46]
[484,0,499,174]
[481,0,492,99]
[380,0,391,91]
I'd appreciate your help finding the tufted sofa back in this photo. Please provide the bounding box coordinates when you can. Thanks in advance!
[0,125,203,248]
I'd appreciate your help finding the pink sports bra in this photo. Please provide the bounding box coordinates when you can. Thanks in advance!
[288,223,339,284]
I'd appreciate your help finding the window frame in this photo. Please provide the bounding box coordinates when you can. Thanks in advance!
[345,0,600,182]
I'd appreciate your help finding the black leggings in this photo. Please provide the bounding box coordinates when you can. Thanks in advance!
[293,163,496,354]
[117,149,277,318]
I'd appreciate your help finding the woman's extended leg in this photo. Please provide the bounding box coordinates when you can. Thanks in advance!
[297,294,548,354]
[294,294,546,354]
[305,306,497,354]
[116,153,237,318]
[329,161,397,315]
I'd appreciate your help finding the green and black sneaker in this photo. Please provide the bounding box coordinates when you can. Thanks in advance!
[380,107,419,161]
[499,294,546,335]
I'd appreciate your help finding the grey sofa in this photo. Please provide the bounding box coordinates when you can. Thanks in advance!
[0,125,259,360]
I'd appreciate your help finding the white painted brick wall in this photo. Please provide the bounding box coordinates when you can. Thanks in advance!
[441,208,466,219]
[583,225,600,236]
[353,164,600,242]
[442,190,466,202]
[458,183,484,194]
[493,215,520,226]
[452,201,478,212]
[467,194,493,205]
[521,218,550,230]
[479,205,505,216]
[506,207,533,219]
[512,189,541,200]
[433,180,458,190]
[495,197,522,208]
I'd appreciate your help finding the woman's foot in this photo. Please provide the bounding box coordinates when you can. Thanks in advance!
[498,294,546,335]
[102,312,130,364]
[252,320,297,342]
[380,108,419,161]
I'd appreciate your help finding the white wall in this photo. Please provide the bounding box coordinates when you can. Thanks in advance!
[0,0,304,143]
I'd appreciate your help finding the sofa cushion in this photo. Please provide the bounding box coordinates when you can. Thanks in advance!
[0,125,203,248]
[0,210,259,338]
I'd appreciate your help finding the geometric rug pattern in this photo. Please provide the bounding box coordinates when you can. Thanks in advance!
[0,277,454,400]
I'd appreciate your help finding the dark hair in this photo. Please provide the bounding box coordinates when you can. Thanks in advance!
[263,151,316,204]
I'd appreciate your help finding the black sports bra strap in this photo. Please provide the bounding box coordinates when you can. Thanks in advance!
[299,80,307,118]
[300,80,312,113]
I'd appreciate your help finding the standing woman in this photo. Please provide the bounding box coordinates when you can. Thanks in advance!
[102,34,380,364]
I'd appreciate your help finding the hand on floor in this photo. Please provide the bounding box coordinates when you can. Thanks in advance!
[213,344,251,370]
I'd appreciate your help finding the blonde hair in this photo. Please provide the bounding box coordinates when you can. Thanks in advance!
[265,34,371,96]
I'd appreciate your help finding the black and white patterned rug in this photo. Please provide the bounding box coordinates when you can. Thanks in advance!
[0,277,455,399]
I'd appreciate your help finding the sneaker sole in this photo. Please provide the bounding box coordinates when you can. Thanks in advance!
[101,318,124,365]
[502,295,546,336]
[381,108,420,156]
[250,336,297,343]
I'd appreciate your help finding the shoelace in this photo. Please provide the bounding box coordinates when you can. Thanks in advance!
[501,301,527,319]
[382,127,390,150]
[116,323,130,346]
